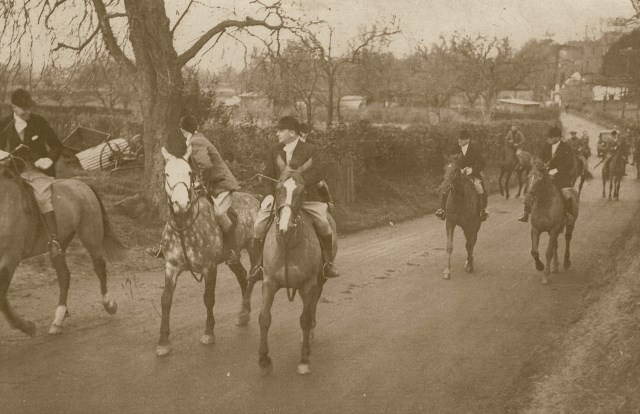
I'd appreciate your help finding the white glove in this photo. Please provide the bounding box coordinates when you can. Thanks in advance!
[260,195,274,209]
[462,167,473,175]
[548,168,558,176]
[34,158,53,170]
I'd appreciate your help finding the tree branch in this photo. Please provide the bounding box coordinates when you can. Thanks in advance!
[91,0,136,74]
[171,0,195,36]
[177,16,284,66]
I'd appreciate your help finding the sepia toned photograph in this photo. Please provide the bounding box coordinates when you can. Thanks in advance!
[1,1,640,413]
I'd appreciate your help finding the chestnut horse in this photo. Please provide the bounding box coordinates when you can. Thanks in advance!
[156,147,259,357]
[499,146,533,198]
[442,155,482,280]
[0,155,121,337]
[258,167,336,376]
[528,161,579,284]
[602,150,626,200]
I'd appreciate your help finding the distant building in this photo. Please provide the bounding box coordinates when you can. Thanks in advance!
[339,95,367,110]
[497,86,535,101]
[496,98,541,113]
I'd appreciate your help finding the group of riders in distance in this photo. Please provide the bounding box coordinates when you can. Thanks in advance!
[0,87,636,373]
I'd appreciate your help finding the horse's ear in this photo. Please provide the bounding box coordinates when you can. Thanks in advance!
[161,146,173,161]
[277,154,286,172]
[183,145,192,161]
[299,158,313,174]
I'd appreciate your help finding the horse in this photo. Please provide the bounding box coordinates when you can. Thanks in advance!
[441,155,482,280]
[528,161,579,285]
[0,155,121,337]
[570,153,593,196]
[601,150,626,200]
[258,167,336,376]
[156,147,259,357]
[514,150,533,198]
[498,145,518,199]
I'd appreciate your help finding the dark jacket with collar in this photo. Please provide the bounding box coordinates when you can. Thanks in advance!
[458,143,485,179]
[188,132,239,195]
[0,113,63,177]
[539,140,574,188]
[261,139,323,202]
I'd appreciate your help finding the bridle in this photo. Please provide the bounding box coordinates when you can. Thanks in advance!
[165,160,200,233]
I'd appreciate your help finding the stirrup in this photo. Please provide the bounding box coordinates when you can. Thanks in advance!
[225,249,241,266]
[322,262,340,278]
[145,246,164,259]
[247,265,263,282]
[48,239,62,258]
[479,210,489,222]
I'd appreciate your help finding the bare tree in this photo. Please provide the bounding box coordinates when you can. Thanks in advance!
[1,0,289,214]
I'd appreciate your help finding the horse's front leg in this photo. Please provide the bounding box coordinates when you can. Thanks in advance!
[602,176,606,198]
[258,280,278,376]
[505,170,512,199]
[443,221,455,280]
[531,227,545,273]
[201,265,217,345]
[297,283,318,375]
[157,263,181,357]
[227,261,252,326]
[463,227,477,273]
[49,254,71,335]
[564,224,574,269]
[609,176,614,199]
[543,233,558,284]
[499,169,505,196]
[516,170,524,198]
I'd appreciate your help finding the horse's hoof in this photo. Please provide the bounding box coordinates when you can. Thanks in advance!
[24,321,36,337]
[443,271,451,280]
[464,261,473,273]
[235,313,250,327]
[506,194,510,200]
[156,343,173,357]
[551,267,559,274]
[535,261,545,272]
[564,258,571,269]
[200,334,215,345]
[297,364,311,375]
[259,357,273,377]
[48,324,63,335]
[104,300,117,315]
[541,278,549,285]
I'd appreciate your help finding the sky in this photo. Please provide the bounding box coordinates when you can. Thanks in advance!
[2,0,637,74]
[169,0,637,71]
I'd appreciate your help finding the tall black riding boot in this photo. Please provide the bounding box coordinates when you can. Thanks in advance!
[247,237,264,283]
[42,211,62,258]
[518,193,534,222]
[435,192,448,220]
[319,233,340,278]
[222,209,240,265]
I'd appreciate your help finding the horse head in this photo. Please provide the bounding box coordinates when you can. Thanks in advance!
[528,159,548,192]
[161,146,194,215]
[442,154,462,193]
[274,157,312,237]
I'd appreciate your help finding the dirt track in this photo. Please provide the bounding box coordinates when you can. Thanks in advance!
[2,113,639,414]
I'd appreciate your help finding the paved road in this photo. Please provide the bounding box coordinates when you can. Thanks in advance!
[2,113,638,414]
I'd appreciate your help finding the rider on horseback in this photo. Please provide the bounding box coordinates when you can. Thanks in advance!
[147,115,241,263]
[248,116,339,282]
[0,89,64,258]
[435,130,489,222]
[518,126,577,225]
[506,125,525,168]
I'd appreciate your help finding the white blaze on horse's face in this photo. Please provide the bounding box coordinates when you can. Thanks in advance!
[278,177,297,233]
[161,147,192,214]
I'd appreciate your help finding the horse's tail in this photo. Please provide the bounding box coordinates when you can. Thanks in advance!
[88,185,127,260]
[583,168,593,181]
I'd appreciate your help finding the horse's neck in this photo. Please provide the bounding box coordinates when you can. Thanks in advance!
[535,177,560,205]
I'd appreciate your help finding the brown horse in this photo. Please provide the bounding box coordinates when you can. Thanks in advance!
[0,157,121,337]
[602,150,626,200]
[156,147,259,356]
[570,153,592,196]
[514,150,533,197]
[498,145,517,199]
[258,168,336,376]
[442,155,482,280]
[528,161,579,284]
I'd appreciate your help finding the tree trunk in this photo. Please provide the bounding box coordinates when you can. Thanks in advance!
[125,0,184,218]
[326,73,335,129]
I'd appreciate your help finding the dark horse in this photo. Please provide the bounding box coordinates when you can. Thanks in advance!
[602,149,626,200]
[0,156,121,337]
[528,161,579,284]
[570,153,592,196]
[258,167,336,376]
[156,147,259,356]
[442,155,482,280]
[499,146,533,199]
